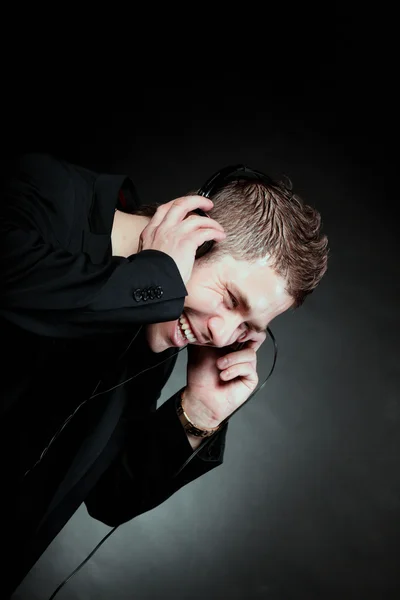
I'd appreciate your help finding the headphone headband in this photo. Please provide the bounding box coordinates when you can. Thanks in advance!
[198,164,274,198]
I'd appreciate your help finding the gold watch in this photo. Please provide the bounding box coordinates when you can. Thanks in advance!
[177,389,222,438]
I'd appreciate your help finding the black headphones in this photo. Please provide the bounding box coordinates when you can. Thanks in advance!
[194,164,275,259]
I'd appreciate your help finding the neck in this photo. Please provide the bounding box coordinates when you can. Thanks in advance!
[111,210,150,257]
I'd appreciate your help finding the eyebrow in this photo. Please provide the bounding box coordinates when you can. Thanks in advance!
[229,283,268,334]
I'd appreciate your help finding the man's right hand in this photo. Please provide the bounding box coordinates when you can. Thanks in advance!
[138,196,226,285]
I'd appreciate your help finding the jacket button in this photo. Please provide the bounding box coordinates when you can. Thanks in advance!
[148,287,156,300]
[155,286,163,298]
[133,289,143,302]
[142,289,149,301]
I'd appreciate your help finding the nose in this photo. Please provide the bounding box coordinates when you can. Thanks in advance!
[208,315,245,348]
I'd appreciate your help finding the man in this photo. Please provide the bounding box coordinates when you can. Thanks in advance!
[0,153,328,596]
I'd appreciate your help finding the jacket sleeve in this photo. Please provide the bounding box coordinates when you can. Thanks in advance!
[0,156,188,338]
[84,388,228,527]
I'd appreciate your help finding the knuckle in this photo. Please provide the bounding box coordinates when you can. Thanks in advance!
[200,227,213,236]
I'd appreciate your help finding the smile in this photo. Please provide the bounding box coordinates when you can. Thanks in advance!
[178,312,198,343]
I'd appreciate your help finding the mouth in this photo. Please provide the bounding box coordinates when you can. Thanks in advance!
[173,312,203,347]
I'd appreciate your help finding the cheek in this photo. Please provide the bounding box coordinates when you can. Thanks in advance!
[185,288,220,314]
[185,268,223,313]
[147,321,168,338]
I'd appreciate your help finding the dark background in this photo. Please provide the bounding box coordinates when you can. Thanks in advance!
[5,9,400,600]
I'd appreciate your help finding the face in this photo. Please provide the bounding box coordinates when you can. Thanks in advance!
[145,253,293,353]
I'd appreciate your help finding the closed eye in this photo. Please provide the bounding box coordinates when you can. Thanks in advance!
[228,290,239,308]
[228,290,249,331]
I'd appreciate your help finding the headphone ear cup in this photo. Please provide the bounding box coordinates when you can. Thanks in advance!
[195,239,214,259]
[191,208,215,259]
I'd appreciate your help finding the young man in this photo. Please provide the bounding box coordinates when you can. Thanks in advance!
[0,153,328,596]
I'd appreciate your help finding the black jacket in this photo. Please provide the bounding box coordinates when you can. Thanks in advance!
[0,154,227,596]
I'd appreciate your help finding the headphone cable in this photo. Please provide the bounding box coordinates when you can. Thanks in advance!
[45,327,277,599]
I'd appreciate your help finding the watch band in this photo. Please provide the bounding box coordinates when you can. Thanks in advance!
[177,389,222,438]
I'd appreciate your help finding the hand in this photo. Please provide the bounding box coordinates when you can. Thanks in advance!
[184,331,267,429]
[138,195,226,286]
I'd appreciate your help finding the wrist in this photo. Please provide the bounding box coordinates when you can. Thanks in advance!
[181,388,221,430]
[177,388,222,442]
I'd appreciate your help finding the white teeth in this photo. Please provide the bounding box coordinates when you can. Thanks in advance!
[179,313,197,342]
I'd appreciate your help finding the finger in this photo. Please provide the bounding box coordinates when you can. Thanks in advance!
[188,227,226,249]
[220,362,258,385]
[141,199,175,228]
[242,331,267,352]
[140,202,175,230]
[195,230,226,250]
[180,215,225,235]
[217,349,257,370]
[248,337,267,352]
[161,196,215,226]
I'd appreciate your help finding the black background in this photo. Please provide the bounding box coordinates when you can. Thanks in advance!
[4,8,400,600]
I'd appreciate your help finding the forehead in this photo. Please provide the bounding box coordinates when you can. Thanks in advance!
[223,255,293,320]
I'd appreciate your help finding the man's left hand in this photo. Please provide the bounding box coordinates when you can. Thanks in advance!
[183,331,267,429]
